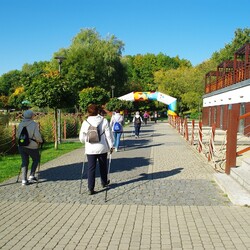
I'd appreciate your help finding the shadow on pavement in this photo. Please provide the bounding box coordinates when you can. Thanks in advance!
[106,167,184,201]
[37,156,152,182]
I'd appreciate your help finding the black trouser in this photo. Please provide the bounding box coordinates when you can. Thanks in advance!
[87,153,108,191]
[18,146,40,181]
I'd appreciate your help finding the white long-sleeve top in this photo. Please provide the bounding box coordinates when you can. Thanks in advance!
[110,113,124,132]
[132,114,143,124]
[79,114,114,155]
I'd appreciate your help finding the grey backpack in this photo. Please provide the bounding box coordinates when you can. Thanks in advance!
[86,120,104,143]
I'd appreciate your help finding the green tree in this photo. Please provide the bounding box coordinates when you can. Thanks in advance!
[7,86,26,109]
[0,70,28,96]
[22,61,51,75]
[79,87,110,112]
[211,28,250,64]
[25,71,76,149]
[54,28,127,97]
[154,66,204,114]
[105,98,134,112]
[124,53,192,93]
[0,96,8,109]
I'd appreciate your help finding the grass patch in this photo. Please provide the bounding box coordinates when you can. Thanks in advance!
[0,142,82,183]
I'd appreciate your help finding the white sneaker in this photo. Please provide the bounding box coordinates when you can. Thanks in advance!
[22,180,29,186]
[28,176,38,182]
[115,148,118,152]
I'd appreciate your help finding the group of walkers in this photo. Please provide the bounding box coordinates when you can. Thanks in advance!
[17,105,158,195]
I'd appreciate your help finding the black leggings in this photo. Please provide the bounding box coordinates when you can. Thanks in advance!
[87,153,108,191]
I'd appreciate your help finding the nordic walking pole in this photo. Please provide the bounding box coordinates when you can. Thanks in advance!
[79,154,86,194]
[123,132,125,151]
[16,165,22,183]
[36,143,43,188]
[105,152,112,202]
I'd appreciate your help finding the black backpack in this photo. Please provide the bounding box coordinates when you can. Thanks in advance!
[134,117,141,124]
[18,126,30,146]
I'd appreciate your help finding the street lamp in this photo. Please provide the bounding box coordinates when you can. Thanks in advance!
[54,56,66,73]
[54,56,66,146]
[111,85,115,98]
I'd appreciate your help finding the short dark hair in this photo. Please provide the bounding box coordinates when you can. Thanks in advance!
[87,104,99,116]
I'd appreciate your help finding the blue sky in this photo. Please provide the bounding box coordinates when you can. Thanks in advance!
[0,0,249,76]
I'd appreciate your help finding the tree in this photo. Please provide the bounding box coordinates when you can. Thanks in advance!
[0,70,29,96]
[154,66,205,114]
[25,71,76,149]
[105,98,134,112]
[0,95,8,109]
[54,28,127,97]
[79,87,110,112]
[124,53,192,93]
[211,28,250,64]
[8,86,26,109]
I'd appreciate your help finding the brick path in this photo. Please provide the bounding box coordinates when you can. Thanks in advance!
[0,122,249,249]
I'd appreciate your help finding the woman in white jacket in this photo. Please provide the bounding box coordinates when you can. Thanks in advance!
[79,104,114,195]
[132,111,143,138]
[110,110,124,152]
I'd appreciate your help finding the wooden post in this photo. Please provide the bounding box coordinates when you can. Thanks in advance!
[198,121,202,153]
[225,107,238,175]
[184,118,189,141]
[178,117,181,133]
[208,123,216,161]
[190,120,195,145]
[12,125,16,151]
[64,120,67,139]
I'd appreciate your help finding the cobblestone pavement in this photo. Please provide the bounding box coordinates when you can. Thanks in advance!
[0,122,250,250]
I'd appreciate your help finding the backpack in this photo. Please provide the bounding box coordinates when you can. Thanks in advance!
[86,120,104,143]
[113,121,122,132]
[18,126,30,146]
[134,117,141,124]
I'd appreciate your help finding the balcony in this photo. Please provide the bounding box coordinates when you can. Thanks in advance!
[205,43,250,94]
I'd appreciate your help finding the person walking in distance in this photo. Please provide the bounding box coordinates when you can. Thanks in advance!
[143,111,149,125]
[17,110,43,186]
[79,104,114,195]
[154,111,158,123]
[133,111,143,138]
[110,110,124,152]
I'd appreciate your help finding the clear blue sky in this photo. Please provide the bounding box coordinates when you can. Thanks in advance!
[0,0,249,76]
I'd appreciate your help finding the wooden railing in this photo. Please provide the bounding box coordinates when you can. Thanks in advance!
[205,64,250,94]
[236,112,250,156]
[225,111,250,174]
[169,113,250,175]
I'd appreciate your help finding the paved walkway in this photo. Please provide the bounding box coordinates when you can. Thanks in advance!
[0,122,250,249]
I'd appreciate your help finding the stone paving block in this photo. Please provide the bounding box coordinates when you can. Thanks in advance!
[1,122,250,250]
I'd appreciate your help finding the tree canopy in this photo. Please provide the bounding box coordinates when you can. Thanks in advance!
[79,87,110,112]
[55,28,127,96]
[0,27,249,116]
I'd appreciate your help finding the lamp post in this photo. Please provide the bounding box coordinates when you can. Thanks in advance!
[111,85,115,98]
[54,56,65,73]
[54,56,66,146]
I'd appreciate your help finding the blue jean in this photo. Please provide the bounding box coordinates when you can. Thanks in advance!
[134,124,141,136]
[113,132,122,149]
